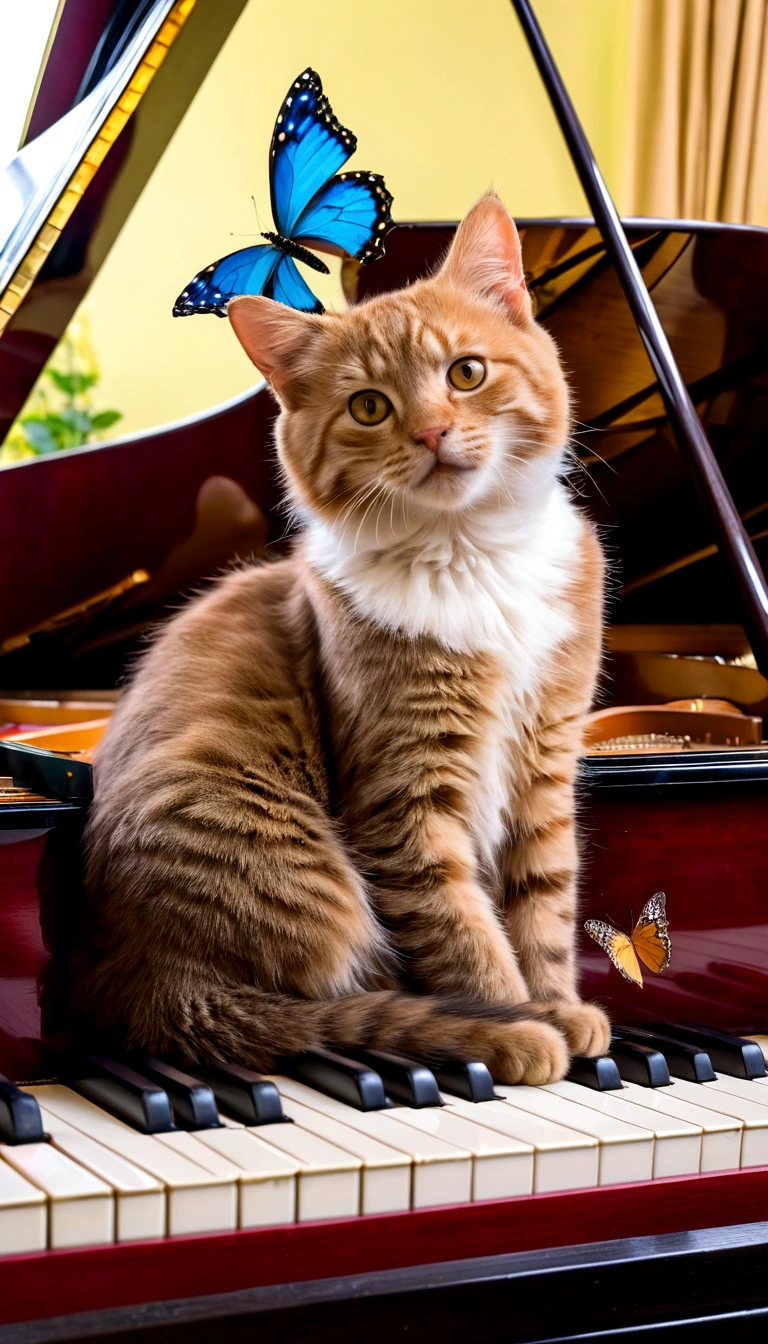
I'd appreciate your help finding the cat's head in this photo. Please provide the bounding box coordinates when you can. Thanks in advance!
[229,196,570,530]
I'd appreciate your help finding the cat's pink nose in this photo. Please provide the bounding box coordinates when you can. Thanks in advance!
[413,424,452,454]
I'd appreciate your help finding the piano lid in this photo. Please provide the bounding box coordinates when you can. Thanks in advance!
[0,0,249,441]
[1,214,768,689]
[1,2,767,696]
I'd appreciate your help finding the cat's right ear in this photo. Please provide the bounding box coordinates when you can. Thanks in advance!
[439,195,532,323]
[228,296,321,408]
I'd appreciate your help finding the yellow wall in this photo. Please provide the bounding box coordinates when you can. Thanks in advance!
[67,0,635,437]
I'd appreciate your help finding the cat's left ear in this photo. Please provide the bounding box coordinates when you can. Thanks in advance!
[440,195,531,322]
[228,296,322,408]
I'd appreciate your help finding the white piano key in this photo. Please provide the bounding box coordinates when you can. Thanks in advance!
[154,1130,242,1177]
[243,1120,360,1222]
[385,1105,534,1201]
[1,1141,113,1249]
[25,1086,237,1236]
[37,1103,165,1242]
[545,1081,701,1178]
[191,1128,298,1228]
[701,1074,768,1105]
[665,1079,768,1167]
[492,1085,654,1186]
[278,1098,411,1215]
[0,1153,47,1254]
[445,1097,599,1194]
[272,1076,472,1209]
[746,1035,768,1063]
[617,1081,742,1173]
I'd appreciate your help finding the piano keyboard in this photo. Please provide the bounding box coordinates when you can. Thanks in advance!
[1,1025,766,1254]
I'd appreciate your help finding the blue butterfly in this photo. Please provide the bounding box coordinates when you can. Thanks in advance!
[173,68,394,318]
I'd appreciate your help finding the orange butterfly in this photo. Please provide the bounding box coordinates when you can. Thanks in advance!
[585,892,671,987]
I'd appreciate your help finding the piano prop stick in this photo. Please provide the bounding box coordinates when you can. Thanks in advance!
[510,0,768,674]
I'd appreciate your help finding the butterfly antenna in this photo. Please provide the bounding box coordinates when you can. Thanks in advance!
[251,195,267,231]
[229,195,268,238]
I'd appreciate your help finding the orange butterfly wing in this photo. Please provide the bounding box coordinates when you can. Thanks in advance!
[631,892,672,974]
[584,920,643,986]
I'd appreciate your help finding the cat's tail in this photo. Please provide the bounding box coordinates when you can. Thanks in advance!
[157,986,572,1086]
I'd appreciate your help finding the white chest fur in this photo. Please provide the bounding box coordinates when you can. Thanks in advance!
[306,482,583,864]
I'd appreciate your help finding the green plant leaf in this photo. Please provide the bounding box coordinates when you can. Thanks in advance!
[46,369,98,397]
[57,408,94,437]
[20,417,61,454]
[90,409,122,431]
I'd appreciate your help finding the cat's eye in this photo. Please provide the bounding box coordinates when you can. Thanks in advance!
[448,357,486,391]
[349,390,392,425]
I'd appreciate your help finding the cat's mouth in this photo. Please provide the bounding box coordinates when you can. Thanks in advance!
[414,456,475,487]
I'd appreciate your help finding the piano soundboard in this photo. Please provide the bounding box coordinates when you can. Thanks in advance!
[1,1027,767,1257]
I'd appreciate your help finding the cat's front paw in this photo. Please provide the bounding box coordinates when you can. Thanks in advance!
[541,1000,611,1058]
[488,1019,570,1085]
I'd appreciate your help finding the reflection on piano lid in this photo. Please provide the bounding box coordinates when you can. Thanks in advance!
[0,1,249,351]
[603,624,768,716]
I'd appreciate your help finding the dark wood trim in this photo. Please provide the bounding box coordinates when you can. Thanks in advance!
[582,749,768,789]
[2,1221,768,1342]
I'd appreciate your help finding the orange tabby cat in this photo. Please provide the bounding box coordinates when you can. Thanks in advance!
[63,196,610,1083]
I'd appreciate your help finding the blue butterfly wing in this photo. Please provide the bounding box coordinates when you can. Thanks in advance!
[173,244,281,316]
[292,171,394,264]
[270,68,356,239]
[174,69,391,318]
[266,254,324,313]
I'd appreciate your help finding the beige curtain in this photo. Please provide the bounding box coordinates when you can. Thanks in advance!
[624,0,768,224]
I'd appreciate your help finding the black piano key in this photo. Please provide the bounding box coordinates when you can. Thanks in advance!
[614,1026,715,1083]
[183,1061,289,1125]
[567,1055,623,1091]
[134,1057,221,1130]
[350,1050,442,1108]
[649,1022,766,1080]
[61,1052,176,1133]
[609,1038,670,1087]
[0,1074,47,1145]
[430,1060,496,1102]
[281,1049,387,1111]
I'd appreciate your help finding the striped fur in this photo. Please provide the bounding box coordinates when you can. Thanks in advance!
[60,197,609,1082]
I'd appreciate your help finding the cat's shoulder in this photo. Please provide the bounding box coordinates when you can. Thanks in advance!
[133,557,307,677]
[173,555,302,628]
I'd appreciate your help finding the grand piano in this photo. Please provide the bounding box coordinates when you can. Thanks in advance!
[1,1,768,1339]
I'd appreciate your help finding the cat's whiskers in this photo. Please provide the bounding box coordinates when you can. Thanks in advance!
[335,479,388,555]
[374,488,394,547]
[334,480,382,548]
[352,484,389,556]
[561,438,612,506]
